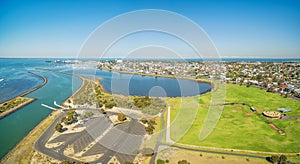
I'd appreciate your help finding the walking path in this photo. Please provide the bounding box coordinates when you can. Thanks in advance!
[166,106,174,144]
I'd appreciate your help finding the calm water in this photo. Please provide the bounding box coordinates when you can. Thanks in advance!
[0,59,82,159]
[69,68,211,97]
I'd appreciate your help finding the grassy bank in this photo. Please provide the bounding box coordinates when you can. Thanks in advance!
[167,84,300,153]
[0,97,36,119]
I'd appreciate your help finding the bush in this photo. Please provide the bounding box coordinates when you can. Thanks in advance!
[178,160,190,164]
[156,159,165,164]
[141,148,154,156]
[55,123,63,132]
[117,114,126,121]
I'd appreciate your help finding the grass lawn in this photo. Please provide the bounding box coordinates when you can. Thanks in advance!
[167,84,300,153]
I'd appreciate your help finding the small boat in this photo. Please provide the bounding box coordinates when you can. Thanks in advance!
[0,78,4,82]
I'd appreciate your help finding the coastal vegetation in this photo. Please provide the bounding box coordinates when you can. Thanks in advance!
[0,97,35,119]
[61,109,77,125]
[168,84,300,153]
[72,80,97,105]
[0,97,28,112]
[141,119,157,134]
[117,113,126,121]
[55,123,63,132]
[114,95,166,115]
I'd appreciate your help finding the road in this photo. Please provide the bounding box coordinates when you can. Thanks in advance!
[34,113,81,162]
[34,110,146,164]
[150,111,165,164]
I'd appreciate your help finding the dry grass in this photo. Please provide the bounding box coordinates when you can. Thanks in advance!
[164,149,269,164]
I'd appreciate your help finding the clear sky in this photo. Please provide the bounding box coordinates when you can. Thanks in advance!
[0,0,299,58]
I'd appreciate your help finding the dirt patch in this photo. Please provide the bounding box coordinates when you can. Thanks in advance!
[237,106,242,109]
[245,113,253,116]
[31,151,60,164]
[231,110,237,113]
[224,114,231,118]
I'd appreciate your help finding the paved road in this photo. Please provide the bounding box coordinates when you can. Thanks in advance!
[150,112,165,164]
[34,113,81,162]
[94,119,145,164]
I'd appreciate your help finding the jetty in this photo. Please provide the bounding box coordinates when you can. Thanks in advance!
[41,104,57,111]
[54,101,68,109]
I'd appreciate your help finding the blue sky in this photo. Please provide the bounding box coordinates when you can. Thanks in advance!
[0,0,299,58]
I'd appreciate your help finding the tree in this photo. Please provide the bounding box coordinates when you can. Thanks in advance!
[279,155,287,163]
[270,155,279,163]
[178,160,190,164]
[141,148,154,156]
[55,123,63,132]
[156,159,165,164]
[117,113,126,121]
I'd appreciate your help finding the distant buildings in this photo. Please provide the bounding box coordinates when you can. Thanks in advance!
[96,60,299,98]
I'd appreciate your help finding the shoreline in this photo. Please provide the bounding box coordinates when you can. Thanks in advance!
[1,68,212,163]
[0,72,47,119]
[0,97,36,119]
[0,69,86,163]
[100,69,214,96]
[0,71,47,103]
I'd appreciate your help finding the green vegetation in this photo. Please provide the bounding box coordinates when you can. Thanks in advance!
[0,97,31,113]
[114,95,166,115]
[156,159,165,164]
[141,148,154,156]
[55,123,63,132]
[133,96,151,108]
[117,113,126,121]
[73,79,165,114]
[61,109,77,125]
[168,84,300,153]
[178,159,190,164]
[72,80,96,105]
[269,155,289,164]
[94,81,116,109]
[141,119,157,134]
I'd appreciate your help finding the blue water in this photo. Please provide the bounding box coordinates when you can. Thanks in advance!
[99,71,211,97]
[0,59,81,159]
[0,59,74,103]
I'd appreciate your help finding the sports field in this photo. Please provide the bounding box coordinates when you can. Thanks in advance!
[167,84,300,153]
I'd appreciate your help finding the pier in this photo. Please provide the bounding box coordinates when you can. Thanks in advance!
[41,104,57,111]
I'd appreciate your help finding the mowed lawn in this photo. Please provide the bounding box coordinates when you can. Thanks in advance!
[167,84,300,153]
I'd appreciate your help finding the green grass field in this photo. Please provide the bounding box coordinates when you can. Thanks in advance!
[167,84,300,153]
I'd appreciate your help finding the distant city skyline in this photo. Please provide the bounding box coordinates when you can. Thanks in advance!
[0,0,299,58]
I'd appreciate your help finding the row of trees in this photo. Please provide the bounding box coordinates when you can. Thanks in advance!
[269,155,288,164]
[55,109,78,132]
[141,119,157,134]
[157,159,189,164]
